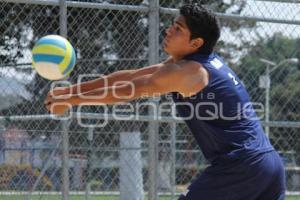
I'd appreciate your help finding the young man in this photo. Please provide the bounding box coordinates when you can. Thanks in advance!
[45,4,286,200]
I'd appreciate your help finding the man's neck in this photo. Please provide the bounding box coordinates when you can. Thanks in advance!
[172,51,198,62]
[172,55,184,62]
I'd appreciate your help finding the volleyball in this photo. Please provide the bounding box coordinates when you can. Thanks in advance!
[32,35,76,80]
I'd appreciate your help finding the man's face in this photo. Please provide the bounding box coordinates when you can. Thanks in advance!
[163,15,194,57]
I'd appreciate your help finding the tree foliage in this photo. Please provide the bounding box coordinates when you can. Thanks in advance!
[234,33,300,152]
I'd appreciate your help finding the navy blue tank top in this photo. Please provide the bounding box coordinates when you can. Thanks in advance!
[172,52,274,165]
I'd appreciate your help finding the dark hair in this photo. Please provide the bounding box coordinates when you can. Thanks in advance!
[180,4,220,54]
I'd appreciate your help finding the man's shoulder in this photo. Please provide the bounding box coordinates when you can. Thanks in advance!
[175,59,203,71]
[174,60,209,80]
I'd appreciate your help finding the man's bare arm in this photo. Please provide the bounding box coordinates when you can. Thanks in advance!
[50,63,163,96]
[45,61,208,114]
[67,57,174,94]
[64,61,208,105]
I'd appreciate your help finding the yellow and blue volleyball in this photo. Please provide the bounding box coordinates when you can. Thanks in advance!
[32,35,76,80]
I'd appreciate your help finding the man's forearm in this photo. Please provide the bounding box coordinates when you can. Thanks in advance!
[67,69,135,94]
[65,64,162,95]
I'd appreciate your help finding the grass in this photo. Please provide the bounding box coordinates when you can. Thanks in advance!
[0,196,299,200]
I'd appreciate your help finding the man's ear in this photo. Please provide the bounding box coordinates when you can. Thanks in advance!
[191,38,204,49]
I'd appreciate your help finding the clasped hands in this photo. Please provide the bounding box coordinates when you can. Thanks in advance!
[44,87,73,115]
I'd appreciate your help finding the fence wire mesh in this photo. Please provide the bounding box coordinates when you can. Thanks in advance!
[0,0,299,200]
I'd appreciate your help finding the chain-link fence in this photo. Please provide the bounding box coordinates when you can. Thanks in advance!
[0,0,299,200]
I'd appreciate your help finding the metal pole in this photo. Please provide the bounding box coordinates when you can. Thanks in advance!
[148,0,160,199]
[2,0,149,13]
[265,65,270,138]
[1,113,300,128]
[59,1,69,200]
[170,122,176,200]
[120,132,144,200]
[85,127,94,200]
[159,7,300,26]
[60,0,67,37]
[0,122,4,162]
[61,120,70,200]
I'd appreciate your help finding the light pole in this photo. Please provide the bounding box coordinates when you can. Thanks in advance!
[259,58,298,138]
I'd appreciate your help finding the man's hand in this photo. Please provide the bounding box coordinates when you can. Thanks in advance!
[45,90,72,115]
[46,102,71,115]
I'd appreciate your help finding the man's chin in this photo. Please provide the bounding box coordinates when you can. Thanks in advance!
[162,46,170,54]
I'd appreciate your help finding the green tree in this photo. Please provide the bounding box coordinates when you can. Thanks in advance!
[234,33,300,153]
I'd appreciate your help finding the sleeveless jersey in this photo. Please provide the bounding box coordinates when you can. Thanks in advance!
[172,52,274,165]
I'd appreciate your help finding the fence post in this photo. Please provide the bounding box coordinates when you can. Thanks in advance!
[61,120,70,200]
[60,0,67,37]
[85,127,94,200]
[148,0,160,199]
[0,123,5,164]
[59,1,69,200]
[170,122,176,199]
[120,132,143,200]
